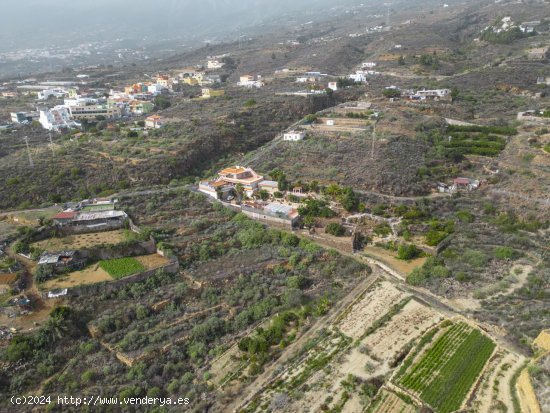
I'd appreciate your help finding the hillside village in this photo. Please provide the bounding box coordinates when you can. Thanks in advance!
[0,0,549,412]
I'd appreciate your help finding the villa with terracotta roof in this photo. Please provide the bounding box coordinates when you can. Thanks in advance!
[198,166,264,199]
[145,115,167,129]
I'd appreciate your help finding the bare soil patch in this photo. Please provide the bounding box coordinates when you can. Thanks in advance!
[42,264,113,290]
[33,230,127,252]
[135,254,170,269]
[337,281,409,340]
[361,299,443,362]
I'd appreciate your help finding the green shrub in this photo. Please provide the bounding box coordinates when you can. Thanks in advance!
[397,244,423,260]
[493,246,517,260]
[456,211,474,223]
[244,98,257,107]
[326,223,346,237]
[373,222,392,237]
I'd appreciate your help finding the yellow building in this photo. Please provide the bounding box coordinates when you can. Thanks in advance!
[69,105,121,120]
[183,77,200,86]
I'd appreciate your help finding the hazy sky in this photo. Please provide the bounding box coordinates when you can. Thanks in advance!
[0,0,367,50]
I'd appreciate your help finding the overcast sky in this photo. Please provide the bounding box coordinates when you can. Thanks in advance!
[1,0,370,50]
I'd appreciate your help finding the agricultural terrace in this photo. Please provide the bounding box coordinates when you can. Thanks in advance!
[32,229,129,252]
[367,389,417,413]
[42,254,169,289]
[99,257,147,279]
[395,321,496,413]
[443,125,516,158]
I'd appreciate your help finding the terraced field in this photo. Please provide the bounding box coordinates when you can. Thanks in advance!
[99,257,146,279]
[395,321,496,413]
[367,389,417,413]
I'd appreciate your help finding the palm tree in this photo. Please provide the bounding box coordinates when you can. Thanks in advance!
[235,184,245,202]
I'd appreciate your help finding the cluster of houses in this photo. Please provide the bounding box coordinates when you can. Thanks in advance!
[384,86,452,102]
[198,166,301,227]
[6,54,233,131]
[346,62,382,84]
[296,71,327,84]
[52,198,128,230]
[29,67,224,131]
[483,17,540,36]
[29,81,161,130]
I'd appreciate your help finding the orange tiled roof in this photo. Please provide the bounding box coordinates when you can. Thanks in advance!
[220,167,247,175]
[211,180,229,187]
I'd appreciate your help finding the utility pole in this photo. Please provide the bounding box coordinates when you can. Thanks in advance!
[371,123,377,160]
[24,136,34,168]
[49,132,55,155]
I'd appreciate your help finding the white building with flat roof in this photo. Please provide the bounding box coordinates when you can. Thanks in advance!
[237,75,264,88]
[207,60,225,69]
[283,130,306,141]
[349,71,367,83]
[39,106,80,131]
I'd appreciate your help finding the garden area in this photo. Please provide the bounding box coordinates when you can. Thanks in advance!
[395,321,496,413]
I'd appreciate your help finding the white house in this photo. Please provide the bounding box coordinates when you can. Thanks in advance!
[283,130,306,141]
[207,60,225,69]
[362,62,377,68]
[39,106,80,131]
[37,88,67,100]
[47,289,68,299]
[237,75,264,88]
[145,115,167,129]
[409,89,451,101]
[328,82,338,91]
[349,71,367,83]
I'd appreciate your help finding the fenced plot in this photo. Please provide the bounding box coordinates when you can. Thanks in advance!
[99,257,146,279]
[395,321,496,413]
[33,230,128,252]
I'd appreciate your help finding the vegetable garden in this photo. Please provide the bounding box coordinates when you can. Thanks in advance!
[395,321,495,413]
[99,257,146,279]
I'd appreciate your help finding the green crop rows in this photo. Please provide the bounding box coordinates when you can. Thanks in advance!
[397,322,495,413]
[99,257,146,279]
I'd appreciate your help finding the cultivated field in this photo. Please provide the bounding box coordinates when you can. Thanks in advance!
[42,254,169,289]
[337,280,410,340]
[32,230,128,252]
[239,277,444,413]
[361,299,443,362]
[99,257,147,279]
[395,321,496,413]
[367,389,417,413]
[470,350,526,413]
